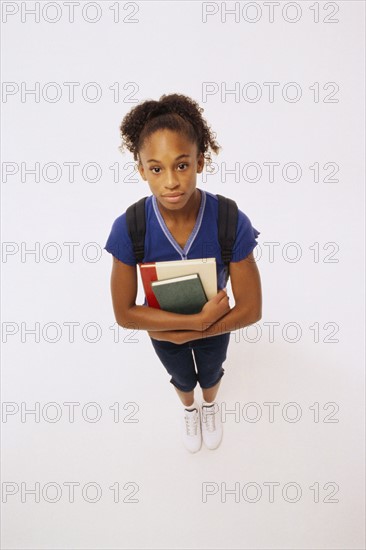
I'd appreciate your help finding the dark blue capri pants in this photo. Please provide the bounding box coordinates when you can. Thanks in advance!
[149,333,231,392]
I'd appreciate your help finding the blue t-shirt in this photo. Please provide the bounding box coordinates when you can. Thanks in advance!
[104,188,260,293]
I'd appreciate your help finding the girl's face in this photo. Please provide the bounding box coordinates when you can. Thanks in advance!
[137,129,205,215]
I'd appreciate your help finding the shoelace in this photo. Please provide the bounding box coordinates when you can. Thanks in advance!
[202,406,216,433]
[184,409,199,436]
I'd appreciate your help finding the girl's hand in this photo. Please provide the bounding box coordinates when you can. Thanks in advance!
[199,289,231,329]
[147,330,187,345]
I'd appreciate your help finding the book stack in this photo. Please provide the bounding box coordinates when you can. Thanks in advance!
[138,258,217,315]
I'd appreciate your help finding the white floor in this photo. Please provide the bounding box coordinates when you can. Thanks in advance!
[2,310,365,549]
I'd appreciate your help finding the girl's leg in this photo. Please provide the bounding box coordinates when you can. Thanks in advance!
[174,387,195,407]
[202,379,222,403]
[193,333,230,396]
[192,334,230,450]
[149,337,198,400]
[148,338,201,453]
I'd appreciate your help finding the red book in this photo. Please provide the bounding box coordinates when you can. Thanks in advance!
[138,263,160,308]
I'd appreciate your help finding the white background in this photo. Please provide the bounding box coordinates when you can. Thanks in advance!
[1,1,365,549]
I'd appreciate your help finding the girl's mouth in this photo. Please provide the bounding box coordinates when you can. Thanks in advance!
[162,193,184,203]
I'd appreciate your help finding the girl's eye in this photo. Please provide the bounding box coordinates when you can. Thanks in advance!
[150,163,188,174]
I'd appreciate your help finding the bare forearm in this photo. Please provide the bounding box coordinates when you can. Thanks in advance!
[149,305,261,343]
[120,304,202,331]
[200,304,260,337]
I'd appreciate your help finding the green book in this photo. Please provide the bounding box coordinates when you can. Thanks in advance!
[151,273,208,315]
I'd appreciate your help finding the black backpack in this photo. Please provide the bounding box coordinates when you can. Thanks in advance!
[126,193,238,284]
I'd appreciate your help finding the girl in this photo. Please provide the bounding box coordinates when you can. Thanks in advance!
[104,93,262,453]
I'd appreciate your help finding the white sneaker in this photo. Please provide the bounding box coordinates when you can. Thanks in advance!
[201,402,223,450]
[182,406,202,453]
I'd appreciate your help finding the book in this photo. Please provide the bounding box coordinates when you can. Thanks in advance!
[138,257,217,309]
[151,273,208,315]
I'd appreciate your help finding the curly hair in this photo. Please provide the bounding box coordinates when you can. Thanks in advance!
[118,93,221,172]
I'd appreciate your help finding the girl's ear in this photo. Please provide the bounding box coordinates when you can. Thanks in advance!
[137,160,147,181]
[196,152,205,174]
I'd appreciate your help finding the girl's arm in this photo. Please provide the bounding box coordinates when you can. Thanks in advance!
[148,252,262,343]
[108,256,230,332]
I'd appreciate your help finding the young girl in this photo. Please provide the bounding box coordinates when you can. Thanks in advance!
[104,93,262,453]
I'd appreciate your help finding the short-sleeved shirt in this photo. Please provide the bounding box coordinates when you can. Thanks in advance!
[104,188,260,298]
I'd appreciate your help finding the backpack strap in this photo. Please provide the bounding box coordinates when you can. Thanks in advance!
[216,194,239,284]
[125,196,148,264]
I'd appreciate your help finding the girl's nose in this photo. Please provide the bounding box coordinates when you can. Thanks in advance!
[165,170,179,188]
